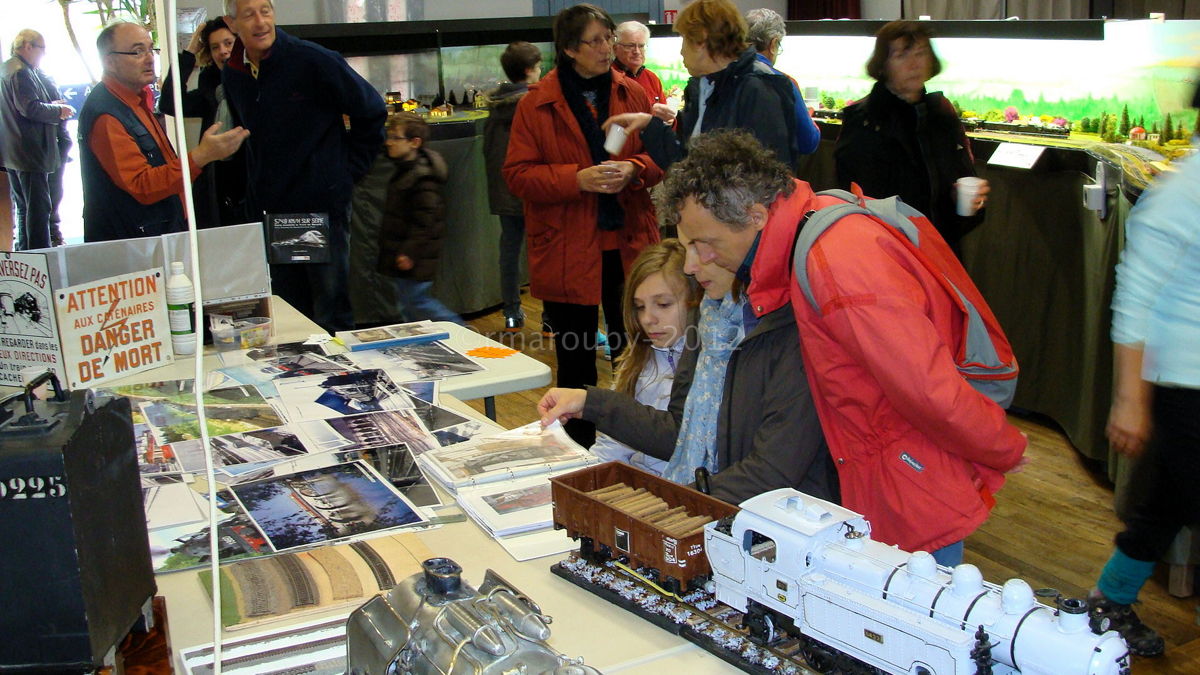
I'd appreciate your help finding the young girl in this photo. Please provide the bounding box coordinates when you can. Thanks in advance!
[590,240,701,474]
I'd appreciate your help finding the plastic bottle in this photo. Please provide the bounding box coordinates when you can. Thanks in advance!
[166,261,197,356]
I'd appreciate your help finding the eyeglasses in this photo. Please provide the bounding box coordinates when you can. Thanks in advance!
[109,47,161,58]
[615,42,647,52]
[578,33,616,50]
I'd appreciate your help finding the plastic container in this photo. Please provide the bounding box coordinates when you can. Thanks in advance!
[165,262,197,356]
[237,317,272,348]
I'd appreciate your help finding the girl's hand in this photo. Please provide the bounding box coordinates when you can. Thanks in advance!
[538,388,587,426]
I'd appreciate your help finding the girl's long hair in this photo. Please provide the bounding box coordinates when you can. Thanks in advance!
[612,239,701,397]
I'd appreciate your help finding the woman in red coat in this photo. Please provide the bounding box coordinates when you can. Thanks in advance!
[503,3,663,445]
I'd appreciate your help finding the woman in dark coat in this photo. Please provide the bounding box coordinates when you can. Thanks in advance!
[159,18,248,227]
[834,20,987,254]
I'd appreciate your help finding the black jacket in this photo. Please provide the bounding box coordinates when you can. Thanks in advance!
[641,47,797,172]
[158,51,249,227]
[583,304,838,506]
[377,147,449,282]
[482,82,529,217]
[835,81,982,248]
[0,55,64,173]
[222,28,386,220]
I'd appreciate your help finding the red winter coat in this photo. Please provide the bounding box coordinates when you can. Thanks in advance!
[750,179,1027,554]
[502,68,662,306]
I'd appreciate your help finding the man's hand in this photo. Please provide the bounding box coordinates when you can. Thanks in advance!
[55,103,74,120]
[602,112,652,135]
[190,122,249,167]
[650,103,676,124]
[538,388,587,426]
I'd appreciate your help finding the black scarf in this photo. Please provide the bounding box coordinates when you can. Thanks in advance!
[558,65,625,231]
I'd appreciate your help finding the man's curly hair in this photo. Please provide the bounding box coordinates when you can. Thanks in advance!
[655,129,794,231]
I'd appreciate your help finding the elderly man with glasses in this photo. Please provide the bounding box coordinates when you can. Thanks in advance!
[1,29,73,250]
[78,21,248,242]
[611,20,665,108]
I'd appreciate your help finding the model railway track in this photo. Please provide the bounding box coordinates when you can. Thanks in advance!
[351,541,395,590]
[274,554,318,607]
[554,554,829,675]
[231,562,275,617]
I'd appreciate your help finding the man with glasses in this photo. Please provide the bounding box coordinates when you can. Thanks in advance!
[611,21,665,108]
[79,21,248,242]
[1,29,72,250]
[745,8,819,156]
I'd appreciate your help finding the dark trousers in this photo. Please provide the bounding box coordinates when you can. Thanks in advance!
[499,214,526,320]
[270,213,355,333]
[542,249,627,446]
[9,170,51,251]
[48,160,66,244]
[1116,385,1200,562]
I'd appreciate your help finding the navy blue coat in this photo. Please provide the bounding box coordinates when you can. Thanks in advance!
[222,28,385,222]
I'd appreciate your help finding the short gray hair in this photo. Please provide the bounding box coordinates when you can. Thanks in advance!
[745,8,786,53]
[616,20,650,42]
[11,29,42,57]
[655,129,794,232]
[225,0,273,17]
[96,20,140,55]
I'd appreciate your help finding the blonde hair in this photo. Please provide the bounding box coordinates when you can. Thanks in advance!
[612,240,700,397]
[11,29,42,57]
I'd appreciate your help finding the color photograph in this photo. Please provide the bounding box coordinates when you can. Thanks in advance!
[231,461,427,551]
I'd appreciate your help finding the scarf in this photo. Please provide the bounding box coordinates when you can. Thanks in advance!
[557,65,625,231]
[662,292,746,484]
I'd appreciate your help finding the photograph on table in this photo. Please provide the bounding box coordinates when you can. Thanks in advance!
[192,533,434,632]
[347,341,484,381]
[148,494,266,572]
[246,340,337,361]
[400,380,437,404]
[200,425,312,471]
[134,420,185,474]
[230,460,428,551]
[297,409,436,456]
[432,419,502,447]
[217,445,441,507]
[143,474,210,530]
[107,380,283,443]
[275,369,412,420]
[336,320,450,351]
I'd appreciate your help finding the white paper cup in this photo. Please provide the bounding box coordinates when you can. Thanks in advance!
[604,124,628,155]
[956,177,985,216]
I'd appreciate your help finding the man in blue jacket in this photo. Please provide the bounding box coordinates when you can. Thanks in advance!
[223,0,386,332]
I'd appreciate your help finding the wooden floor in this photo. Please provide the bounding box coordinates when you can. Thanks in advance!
[462,291,1199,673]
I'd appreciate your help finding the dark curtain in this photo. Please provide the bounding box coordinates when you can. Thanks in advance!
[788,0,861,19]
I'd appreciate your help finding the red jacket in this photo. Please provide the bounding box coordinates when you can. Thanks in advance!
[750,180,1027,553]
[502,68,662,305]
[614,62,665,105]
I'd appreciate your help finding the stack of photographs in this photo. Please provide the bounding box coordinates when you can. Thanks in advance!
[418,422,598,492]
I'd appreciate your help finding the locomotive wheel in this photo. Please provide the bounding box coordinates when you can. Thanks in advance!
[799,636,839,674]
[744,605,777,644]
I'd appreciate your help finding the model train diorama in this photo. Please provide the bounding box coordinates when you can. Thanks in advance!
[549,462,1131,675]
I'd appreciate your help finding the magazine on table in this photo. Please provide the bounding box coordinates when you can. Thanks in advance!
[335,321,450,351]
[417,421,597,492]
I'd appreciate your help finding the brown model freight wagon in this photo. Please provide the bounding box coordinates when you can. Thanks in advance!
[550,462,739,592]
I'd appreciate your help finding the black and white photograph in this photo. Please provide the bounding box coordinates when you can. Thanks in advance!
[419,423,594,488]
[203,426,312,471]
[230,461,427,551]
[298,409,436,456]
[275,369,412,420]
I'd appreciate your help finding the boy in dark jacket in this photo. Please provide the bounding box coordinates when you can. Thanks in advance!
[483,41,542,332]
[378,113,462,324]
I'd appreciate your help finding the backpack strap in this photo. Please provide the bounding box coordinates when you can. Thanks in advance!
[794,192,923,312]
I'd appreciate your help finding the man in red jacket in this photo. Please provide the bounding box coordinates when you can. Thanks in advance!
[658,129,1027,566]
[612,21,664,107]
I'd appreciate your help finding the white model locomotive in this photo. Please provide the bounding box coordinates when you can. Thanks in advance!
[705,489,1131,675]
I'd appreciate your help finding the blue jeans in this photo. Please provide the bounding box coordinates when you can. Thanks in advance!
[391,277,464,325]
[9,170,52,251]
[270,214,355,333]
[498,214,525,320]
[931,541,964,567]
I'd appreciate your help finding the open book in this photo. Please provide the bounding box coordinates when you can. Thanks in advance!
[417,422,597,492]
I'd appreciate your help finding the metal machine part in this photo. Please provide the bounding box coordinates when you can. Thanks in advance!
[346,557,601,675]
